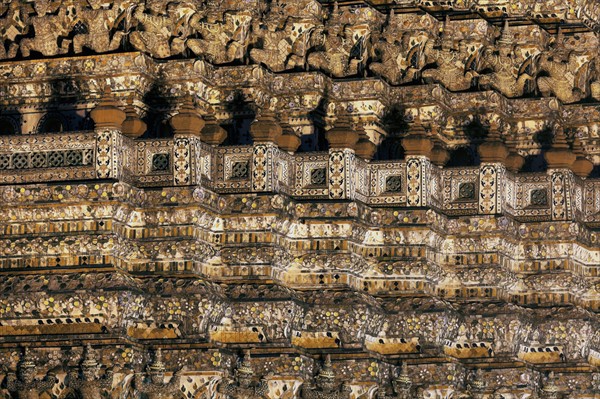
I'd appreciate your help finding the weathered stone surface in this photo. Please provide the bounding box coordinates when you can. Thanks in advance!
[0,2,599,398]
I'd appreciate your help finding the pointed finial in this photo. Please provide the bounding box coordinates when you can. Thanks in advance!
[237,350,254,376]
[82,344,99,369]
[556,26,564,45]
[571,133,594,177]
[478,119,508,163]
[553,123,569,149]
[201,108,228,145]
[122,97,147,138]
[169,95,205,136]
[400,362,408,376]
[90,86,126,130]
[318,355,336,380]
[498,19,512,45]
[441,15,454,49]
[148,348,166,373]
[326,108,359,149]
[354,123,377,160]
[19,347,36,370]
[543,122,576,167]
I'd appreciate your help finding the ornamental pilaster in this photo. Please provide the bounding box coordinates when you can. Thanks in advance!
[91,87,126,180]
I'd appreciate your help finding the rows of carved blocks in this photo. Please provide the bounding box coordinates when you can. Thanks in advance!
[0,126,599,397]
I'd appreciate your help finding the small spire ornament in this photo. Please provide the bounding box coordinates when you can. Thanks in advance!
[544,122,575,169]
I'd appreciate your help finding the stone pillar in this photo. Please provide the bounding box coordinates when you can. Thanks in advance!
[250,110,282,192]
[90,87,126,180]
[544,124,575,221]
[197,111,227,184]
[169,96,205,186]
[402,116,433,207]
[477,122,508,215]
[326,112,359,200]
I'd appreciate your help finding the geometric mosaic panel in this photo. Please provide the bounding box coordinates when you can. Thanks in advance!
[151,153,171,172]
[530,188,548,206]
[385,175,402,193]
[0,149,93,170]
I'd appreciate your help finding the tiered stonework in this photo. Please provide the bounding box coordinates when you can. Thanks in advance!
[0,1,600,398]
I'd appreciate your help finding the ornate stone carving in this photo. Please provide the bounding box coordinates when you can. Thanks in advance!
[72,0,126,54]
[135,349,184,399]
[369,11,426,85]
[66,345,114,399]
[422,18,477,92]
[479,21,533,98]
[130,0,181,58]
[0,2,26,60]
[20,0,71,57]
[300,355,351,399]
[377,363,413,399]
[537,29,591,104]
[188,11,252,65]
[539,372,562,399]
[307,5,367,78]
[6,348,56,399]
[250,15,317,72]
[217,350,268,399]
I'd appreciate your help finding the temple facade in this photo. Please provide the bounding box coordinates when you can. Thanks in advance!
[0,0,600,398]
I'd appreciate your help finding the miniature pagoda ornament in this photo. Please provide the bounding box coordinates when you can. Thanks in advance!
[217,350,268,399]
[90,87,126,130]
[326,111,359,150]
[301,355,351,399]
[539,372,562,399]
[544,123,576,169]
[392,363,413,399]
[401,113,434,158]
[135,349,185,399]
[354,124,377,161]
[122,98,147,139]
[6,348,56,399]
[66,345,114,399]
[466,368,487,399]
[571,135,594,178]
[201,110,228,145]
[250,108,284,144]
[479,20,533,98]
[478,120,509,163]
[505,127,525,173]
[169,96,205,137]
[377,363,414,399]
